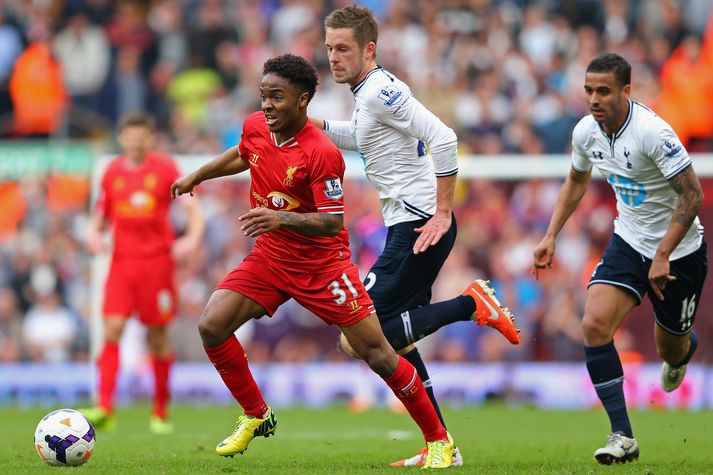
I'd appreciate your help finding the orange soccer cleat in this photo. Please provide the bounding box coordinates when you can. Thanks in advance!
[463,279,521,344]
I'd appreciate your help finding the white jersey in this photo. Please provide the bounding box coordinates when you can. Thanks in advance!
[323,67,458,227]
[572,100,703,260]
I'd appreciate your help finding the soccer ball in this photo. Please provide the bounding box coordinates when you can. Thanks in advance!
[34,409,96,466]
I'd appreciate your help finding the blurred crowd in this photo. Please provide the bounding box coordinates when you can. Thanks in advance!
[0,0,712,152]
[1,0,713,365]
[2,166,713,365]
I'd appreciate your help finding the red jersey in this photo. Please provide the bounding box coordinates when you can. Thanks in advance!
[238,111,352,272]
[96,152,180,259]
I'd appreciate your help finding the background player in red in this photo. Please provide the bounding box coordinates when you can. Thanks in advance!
[170,54,455,468]
[82,112,204,434]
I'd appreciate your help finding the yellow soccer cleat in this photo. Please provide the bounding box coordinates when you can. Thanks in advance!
[390,446,463,467]
[421,432,455,469]
[215,407,277,457]
[78,406,117,432]
[149,415,174,435]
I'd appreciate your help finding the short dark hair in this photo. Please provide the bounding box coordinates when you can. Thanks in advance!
[586,53,631,88]
[324,5,378,49]
[262,54,318,103]
[118,112,155,132]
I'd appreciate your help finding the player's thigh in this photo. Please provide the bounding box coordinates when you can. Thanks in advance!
[584,233,647,340]
[367,218,456,319]
[145,324,171,357]
[340,313,398,375]
[102,258,136,319]
[213,252,290,322]
[291,262,375,327]
[588,234,650,305]
[650,239,707,336]
[583,283,638,338]
[103,316,128,342]
[136,253,176,326]
[200,289,268,341]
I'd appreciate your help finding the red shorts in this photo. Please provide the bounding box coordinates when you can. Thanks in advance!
[103,253,176,326]
[216,250,374,326]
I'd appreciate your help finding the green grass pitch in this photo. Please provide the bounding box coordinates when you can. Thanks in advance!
[2,404,711,474]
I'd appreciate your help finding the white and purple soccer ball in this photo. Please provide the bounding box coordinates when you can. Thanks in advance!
[34,409,96,466]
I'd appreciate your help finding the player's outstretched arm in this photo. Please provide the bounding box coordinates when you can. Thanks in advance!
[311,115,359,151]
[649,165,704,299]
[171,146,249,198]
[532,166,592,279]
[239,208,343,238]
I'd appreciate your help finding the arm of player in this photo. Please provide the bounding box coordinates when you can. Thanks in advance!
[239,208,343,237]
[366,87,459,177]
[172,198,206,262]
[413,174,456,254]
[171,145,249,198]
[316,118,359,151]
[85,212,106,254]
[366,87,459,253]
[532,166,592,279]
[649,165,704,300]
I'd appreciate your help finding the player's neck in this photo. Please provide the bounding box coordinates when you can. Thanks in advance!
[124,154,147,167]
[350,61,378,88]
[602,101,630,136]
[274,116,307,145]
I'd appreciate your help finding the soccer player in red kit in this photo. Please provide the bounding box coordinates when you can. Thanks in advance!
[170,54,455,468]
[82,112,204,434]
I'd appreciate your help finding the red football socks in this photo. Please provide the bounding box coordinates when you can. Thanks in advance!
[383,357,448,442]
[204,336,268,417]
[151,354,173,420]
[97,341,119,413]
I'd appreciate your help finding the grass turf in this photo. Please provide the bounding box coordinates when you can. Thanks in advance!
[2,404,711,474]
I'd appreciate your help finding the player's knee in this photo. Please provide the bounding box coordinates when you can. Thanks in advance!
[102,317,125,343]
[362,347,399,378]
[581,314,614,344]
[198,314,228,347]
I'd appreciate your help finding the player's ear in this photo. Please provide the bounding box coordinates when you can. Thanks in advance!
[298,91,310,109]
[621,83,631,99]
[365,41,376,60]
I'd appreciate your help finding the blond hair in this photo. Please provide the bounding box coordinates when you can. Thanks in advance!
[324,5,378,49]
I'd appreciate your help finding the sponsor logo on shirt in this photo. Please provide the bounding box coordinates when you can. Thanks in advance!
[267,191,300,211]
[323,178,343,200]
[591,150,604,160]
[377,86,403,107]
[607,174,647,207]
[252,191,268,207]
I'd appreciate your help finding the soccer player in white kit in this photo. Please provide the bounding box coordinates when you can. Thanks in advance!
[310,5,521,467]
[533,53,707,464]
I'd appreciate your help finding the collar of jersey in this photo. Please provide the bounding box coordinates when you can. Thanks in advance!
[352,66,383,95]
[597,99,633,140]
